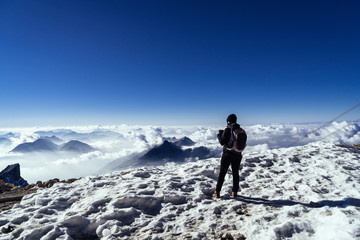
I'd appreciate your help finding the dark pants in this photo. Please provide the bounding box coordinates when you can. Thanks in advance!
[216,152,242,193]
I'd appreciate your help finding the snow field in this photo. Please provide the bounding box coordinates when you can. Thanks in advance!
[0,141,359,239]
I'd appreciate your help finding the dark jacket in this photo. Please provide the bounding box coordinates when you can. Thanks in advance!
[217,125,231,147]
[217,123,246,156]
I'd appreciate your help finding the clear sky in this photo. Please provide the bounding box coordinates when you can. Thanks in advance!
[1,1,359,127]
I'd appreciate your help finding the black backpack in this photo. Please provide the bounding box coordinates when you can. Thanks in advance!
[226,123,247,153]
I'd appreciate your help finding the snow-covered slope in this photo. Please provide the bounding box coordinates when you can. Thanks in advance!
[0,141,359,239]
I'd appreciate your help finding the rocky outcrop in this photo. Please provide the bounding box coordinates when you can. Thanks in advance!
[0,164,28,188]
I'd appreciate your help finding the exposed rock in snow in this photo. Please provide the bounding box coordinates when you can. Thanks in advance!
[0,141,359,239]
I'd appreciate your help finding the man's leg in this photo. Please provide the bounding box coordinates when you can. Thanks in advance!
[231,156,242,193]
[216,155,231,193]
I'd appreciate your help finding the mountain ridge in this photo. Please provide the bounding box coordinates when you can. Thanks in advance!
[10,139,95,153]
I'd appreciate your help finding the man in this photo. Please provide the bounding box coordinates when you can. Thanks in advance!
[213,113,247,199]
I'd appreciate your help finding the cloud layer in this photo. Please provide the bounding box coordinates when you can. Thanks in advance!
[0,121,359,183]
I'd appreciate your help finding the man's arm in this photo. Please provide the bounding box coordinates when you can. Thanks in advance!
[218,127,231,146]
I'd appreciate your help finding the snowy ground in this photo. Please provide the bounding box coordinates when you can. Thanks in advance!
[0,141,359,239]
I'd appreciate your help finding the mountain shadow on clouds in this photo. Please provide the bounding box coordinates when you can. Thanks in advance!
[11,139,96,153]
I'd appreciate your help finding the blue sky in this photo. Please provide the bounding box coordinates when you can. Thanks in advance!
[0,1,359,126]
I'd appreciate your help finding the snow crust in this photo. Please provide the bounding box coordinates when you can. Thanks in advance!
[0,141,359,239]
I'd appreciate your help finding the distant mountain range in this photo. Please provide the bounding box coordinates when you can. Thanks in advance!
[0,132,15,145]
[0,138,11,145]
[11,139,96,153]
[34,129,124,142]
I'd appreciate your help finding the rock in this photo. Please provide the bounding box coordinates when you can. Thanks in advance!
[44,180,57,188]
[65,178,79,184]
[289,156,301,163]
[24,184,36,190]
[11,186,21,191]
[214,206,222,215]
[233,234,246,240]
[320,211,332,216]
[279,170,285,173]
[221,233,233,239]
[0,164,28,188]
[0,184,13,193]
[1,225,15,233]
[5,183,15,188]
[36,181,44,188]
[52,178,60,182]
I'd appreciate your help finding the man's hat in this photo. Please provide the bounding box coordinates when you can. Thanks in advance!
[227,114,237,124]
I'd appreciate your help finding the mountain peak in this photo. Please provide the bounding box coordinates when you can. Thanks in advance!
[11,139,58,153]
[174,136,195,147]
[60,140,95,153]
[139,140,186,162]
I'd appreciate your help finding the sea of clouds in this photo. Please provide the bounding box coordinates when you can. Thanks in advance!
[0,121,359,183]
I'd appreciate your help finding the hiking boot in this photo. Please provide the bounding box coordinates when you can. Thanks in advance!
[212,191,220,199]
[230,192,238,198]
